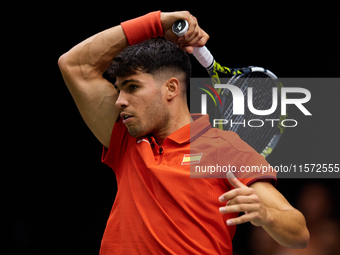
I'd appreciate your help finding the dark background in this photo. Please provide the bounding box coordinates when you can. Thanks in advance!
[7,2,340,254]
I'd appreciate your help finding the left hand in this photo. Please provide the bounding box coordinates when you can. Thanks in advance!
[219,172,269,227]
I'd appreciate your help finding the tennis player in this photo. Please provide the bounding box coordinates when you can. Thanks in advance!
[58,11,309,254]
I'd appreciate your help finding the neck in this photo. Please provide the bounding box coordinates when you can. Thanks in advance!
[153,104,191,146]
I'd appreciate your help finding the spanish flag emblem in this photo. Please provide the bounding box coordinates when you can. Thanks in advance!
[181,153,203,165]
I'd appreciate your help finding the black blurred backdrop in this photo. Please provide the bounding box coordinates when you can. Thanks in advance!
[6,2,340,254]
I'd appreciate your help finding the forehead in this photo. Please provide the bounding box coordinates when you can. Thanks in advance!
[115,72,156,88]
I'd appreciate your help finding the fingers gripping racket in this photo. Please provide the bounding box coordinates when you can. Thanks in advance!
[172,20,286,158]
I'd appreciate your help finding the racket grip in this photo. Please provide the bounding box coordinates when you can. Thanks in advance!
[172,20,215,70]
[193,46,214,70]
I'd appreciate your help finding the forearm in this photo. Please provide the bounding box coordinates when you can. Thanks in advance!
[59,10,168,80]
[263,207,309,248]
[59,25,128,79]
[59,10,208,79]
[221,178,309,249]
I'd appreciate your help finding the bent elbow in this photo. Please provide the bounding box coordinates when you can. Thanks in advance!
[58,52,77,79]
[297,228,310,249]
[58,53,68,70]
[287,227,310,249]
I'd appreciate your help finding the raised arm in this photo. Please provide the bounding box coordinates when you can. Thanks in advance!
[58,11,208,148]
[58,24,127,148]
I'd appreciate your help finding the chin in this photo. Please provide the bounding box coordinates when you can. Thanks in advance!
[127,126,148,138]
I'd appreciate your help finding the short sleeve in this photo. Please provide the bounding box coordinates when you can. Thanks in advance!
[235,151,277,187]
[101,118,131,172]
[215,131,277,187]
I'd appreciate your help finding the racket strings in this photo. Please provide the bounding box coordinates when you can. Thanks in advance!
[215,72,281,152]
[218,76,250,130]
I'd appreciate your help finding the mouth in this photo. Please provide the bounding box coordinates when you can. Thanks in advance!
[121,112,134,124]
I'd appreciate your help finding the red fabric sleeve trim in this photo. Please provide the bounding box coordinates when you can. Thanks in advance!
[246,177,278,187]
[121,11,163,45]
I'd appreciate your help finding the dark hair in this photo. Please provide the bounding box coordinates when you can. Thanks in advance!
[105,38,191,91]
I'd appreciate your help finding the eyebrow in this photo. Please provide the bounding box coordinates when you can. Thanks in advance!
[114,79,142,89]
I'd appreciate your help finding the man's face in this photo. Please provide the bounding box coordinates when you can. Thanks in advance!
[114,71,170,138]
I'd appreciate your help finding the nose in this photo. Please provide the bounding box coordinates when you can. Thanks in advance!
[115,90,130,109]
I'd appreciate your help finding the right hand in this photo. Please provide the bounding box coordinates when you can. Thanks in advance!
[160,11,209,53]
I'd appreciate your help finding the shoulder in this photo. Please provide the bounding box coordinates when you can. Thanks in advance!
[199,127,256,153]
[195,127,268,169]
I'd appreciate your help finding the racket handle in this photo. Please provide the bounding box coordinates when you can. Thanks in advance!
[192,47,214,70]
[172,20,215,70]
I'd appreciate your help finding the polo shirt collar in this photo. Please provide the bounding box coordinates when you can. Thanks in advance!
[166,114,211,144]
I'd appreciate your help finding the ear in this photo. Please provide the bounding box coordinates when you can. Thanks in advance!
[165,77,180,101]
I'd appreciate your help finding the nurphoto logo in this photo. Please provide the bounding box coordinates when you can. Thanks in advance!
[197,81,312,129]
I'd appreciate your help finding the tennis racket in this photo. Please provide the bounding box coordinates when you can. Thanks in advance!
[172,20,286,158]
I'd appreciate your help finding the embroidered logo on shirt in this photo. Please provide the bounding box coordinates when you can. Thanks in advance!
[181,153,203,165]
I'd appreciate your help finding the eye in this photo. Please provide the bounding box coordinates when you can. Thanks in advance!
[129,85,138,91]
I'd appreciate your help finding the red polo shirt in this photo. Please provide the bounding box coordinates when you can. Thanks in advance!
[100,114,277,254]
